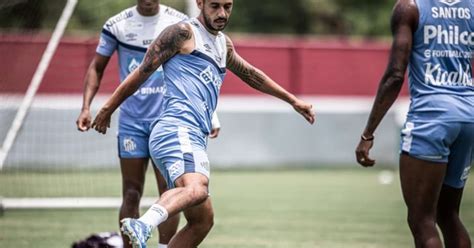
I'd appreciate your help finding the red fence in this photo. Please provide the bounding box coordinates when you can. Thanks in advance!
[0,35,406,96]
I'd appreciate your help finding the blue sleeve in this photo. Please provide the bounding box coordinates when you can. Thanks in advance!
[96,29,117,57]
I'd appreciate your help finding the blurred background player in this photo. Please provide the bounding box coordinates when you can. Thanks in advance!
[356,0,473,247]
[91,0,315,247]
[75,0,221,247]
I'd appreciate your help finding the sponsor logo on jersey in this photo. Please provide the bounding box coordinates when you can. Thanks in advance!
[199,66,223,90]
[139,86,166,95]
[164,7,188,20]
[424,49,473,59]
[432,6,471,19]
[424,25,474,45]
[432,0,471,19]
[204,44,212,52]
[424,63,473,86]
[123,137,137,152]
[143,39,153,46]
[105,11,133,28]
[125,33,138,42]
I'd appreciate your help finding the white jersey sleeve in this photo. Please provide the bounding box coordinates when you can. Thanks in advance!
[95,8,135,57]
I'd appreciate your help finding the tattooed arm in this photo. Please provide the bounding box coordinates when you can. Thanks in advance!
[226,36,315,124]
[355,0,418,166]
[92,23,193,134]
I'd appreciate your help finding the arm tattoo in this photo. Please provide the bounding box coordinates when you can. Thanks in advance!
[226,38,266,90]
[139,24,192,74]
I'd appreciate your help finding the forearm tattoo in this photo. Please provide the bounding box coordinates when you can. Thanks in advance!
[140,24,192,74]
[226,39,266,90]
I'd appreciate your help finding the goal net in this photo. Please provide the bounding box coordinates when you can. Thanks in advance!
[0,0,190,210]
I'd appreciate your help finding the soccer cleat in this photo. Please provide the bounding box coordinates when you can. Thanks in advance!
[120,218,153,248]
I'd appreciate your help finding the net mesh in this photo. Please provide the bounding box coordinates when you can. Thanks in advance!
[1,0,188,202]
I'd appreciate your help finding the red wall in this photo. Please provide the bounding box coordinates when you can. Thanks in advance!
[0,35,405,96]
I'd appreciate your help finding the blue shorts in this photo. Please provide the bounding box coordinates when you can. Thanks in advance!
[400,120,474,188]
[149,122,210,189]
[117,114,154,159]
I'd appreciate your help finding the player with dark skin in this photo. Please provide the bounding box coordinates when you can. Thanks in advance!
[355,0,472,247]
[75,1,220,247]
[91,0,315,247]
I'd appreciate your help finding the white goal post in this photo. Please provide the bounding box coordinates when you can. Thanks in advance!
[0,0,78,170]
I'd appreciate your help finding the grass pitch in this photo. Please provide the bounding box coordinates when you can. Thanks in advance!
[1,168,473,248]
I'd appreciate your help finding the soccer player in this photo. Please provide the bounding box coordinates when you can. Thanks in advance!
[75,1,221,247]
[91,0,315,247]
[355,0,473,247]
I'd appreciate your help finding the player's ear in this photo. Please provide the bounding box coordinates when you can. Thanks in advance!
[196,0,204,10]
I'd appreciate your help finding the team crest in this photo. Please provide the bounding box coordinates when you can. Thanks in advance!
[439,0,462,6]
[128,58,140,73]
[123,137,137,152]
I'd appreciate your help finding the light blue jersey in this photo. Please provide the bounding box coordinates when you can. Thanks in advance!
[407,0,474,122]
[401,0,474,188]
[159,18,227,135]
[96,5,187,121]
[149,18,227,188]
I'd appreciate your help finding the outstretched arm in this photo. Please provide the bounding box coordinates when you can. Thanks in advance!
[92,23,193,134]
[225,36,315,124]
[355,0,418,166]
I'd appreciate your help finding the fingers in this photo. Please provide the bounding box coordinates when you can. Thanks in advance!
[305,105,315,124]
[76,114,91,132]
[357,154,376,167]
[355,141,376,167]
[76,120,90,132]
[299,105,315,124]
[91,117,109,134]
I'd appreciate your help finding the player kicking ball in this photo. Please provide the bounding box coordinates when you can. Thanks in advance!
[92,0,315,247]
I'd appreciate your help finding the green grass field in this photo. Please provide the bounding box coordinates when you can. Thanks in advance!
[1,168,473,248]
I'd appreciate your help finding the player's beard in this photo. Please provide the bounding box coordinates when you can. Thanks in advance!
[203,13,228,32]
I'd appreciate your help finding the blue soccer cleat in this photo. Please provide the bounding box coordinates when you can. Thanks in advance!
[120,218,153,248]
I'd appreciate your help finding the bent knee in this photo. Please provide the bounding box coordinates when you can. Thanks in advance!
[186,185,209,203]
[123,188,142,206]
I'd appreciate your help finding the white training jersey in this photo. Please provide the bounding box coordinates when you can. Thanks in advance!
[96,5,188,120]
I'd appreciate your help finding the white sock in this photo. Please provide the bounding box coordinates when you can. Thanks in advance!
[158,244,168,248]
[138,204,169,227]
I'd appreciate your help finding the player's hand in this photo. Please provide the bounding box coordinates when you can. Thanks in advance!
[91,107,112,134]
[209,127,220,139]
[355,137,376,167]
[292,99,315,124]
[76,109,92,132]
